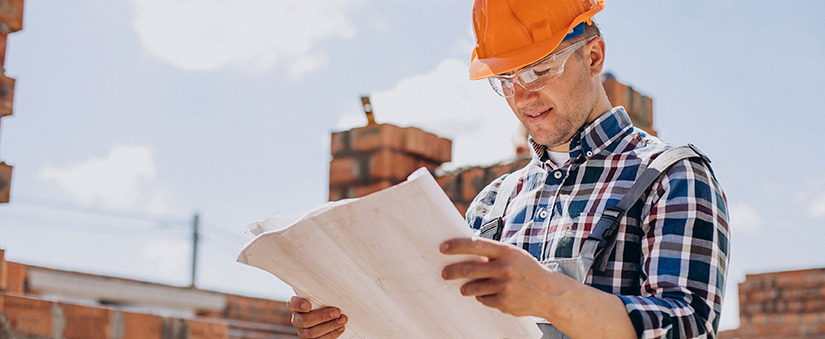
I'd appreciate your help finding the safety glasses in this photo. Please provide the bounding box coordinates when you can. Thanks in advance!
[488,37,596,98]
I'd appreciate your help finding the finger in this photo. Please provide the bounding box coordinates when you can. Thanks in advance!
[287,296,312,312]
[443,255,519,280]
[459,279,505,297]
[295,315,347,339]
[292,307,343,329]
[440,237,507,258]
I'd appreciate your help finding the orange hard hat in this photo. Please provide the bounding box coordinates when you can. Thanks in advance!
[469,0,605,80]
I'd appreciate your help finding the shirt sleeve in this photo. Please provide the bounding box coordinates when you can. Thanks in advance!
[620,157,730,339]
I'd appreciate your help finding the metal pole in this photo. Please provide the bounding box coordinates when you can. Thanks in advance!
[190,213,199,288]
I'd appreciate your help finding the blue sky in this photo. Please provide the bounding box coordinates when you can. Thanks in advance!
[1,0,824,331]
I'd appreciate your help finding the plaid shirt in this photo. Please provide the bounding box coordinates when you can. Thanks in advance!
[466,107,730,338]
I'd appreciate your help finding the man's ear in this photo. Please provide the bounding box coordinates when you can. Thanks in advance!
[587,38,606,77]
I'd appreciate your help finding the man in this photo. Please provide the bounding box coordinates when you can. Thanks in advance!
[288,1,730,338]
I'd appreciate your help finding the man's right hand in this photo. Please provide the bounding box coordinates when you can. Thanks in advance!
[287,296,348,339]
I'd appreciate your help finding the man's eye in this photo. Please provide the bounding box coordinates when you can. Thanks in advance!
[533,67,555,76]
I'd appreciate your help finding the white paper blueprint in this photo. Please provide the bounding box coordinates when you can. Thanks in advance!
[238,168,541,339]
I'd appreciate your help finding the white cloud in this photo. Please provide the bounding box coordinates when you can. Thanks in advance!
[131,0,359,72]
[794,175,825,219]
[808,193,825,218]
[288,54,329,78]
[41,145,158,210]
[727,202,762,234]
[336,58,520,168]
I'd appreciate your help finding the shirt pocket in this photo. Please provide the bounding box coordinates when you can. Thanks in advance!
[545,212,601,259]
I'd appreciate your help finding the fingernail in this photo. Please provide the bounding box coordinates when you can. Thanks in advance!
[300,301,309,311]
[337,315,347,324]
[440,242,449,252]
[330,309,340,318]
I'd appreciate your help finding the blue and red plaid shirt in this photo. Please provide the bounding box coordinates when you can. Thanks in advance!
[466,107,730,338]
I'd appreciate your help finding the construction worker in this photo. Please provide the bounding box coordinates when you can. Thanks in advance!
[288,1,729,338]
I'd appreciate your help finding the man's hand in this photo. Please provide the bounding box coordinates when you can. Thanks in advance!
[287,296,347,339]
[440,237,637,339]
[440,237,573,319]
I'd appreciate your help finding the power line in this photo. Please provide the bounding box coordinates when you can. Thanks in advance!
[10,194,190,225]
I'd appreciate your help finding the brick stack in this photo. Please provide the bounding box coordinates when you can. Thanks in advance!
[436,158,530,216]
[329,123,451,201]
[0,0,23,203]
[602,72,656,136]
[720,268,825,339]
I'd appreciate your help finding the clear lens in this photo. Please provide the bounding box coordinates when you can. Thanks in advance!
[487,37,595,98]
[488,78,514,97]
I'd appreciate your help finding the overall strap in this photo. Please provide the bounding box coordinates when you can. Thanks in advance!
[582,144,711,273]
[478,167,525,240]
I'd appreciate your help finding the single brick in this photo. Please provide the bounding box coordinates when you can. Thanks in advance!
[0,33,7,68]
[435,173,461,203]
[404,126,451,163]
[186,318,228,339]
[370,149,418,182]
[3,294,54,337]
[351,124,405,153]
[60,303,112,339]
[4,261,25,294]
[460,168,487,203]
[0,0,24,33]
[330,130,351,156]
[122,311,163,339]
[0,74,14,117]
[329,157,360,185]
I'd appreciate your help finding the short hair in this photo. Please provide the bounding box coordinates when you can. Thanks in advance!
[565,21,602,57]
[569,21,602,45]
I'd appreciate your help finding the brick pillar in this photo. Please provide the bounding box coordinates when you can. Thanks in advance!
[329,123,451,200]
[0,0,23,204]
[602,73,656,136]
[731,268,825,338]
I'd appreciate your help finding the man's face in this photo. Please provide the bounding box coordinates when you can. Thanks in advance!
[504,39,600,152]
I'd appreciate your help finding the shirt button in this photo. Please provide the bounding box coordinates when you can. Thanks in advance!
[539,209,548,218]
[553,171,563,179]
[586,151,593,157]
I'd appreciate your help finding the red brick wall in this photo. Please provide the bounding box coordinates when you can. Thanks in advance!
[0,293,240,339]
[0,0,22,204]
[0,253,296,338]
[719,268,825,339]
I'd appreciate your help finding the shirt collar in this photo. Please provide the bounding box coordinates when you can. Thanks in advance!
[529,106,633,162]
